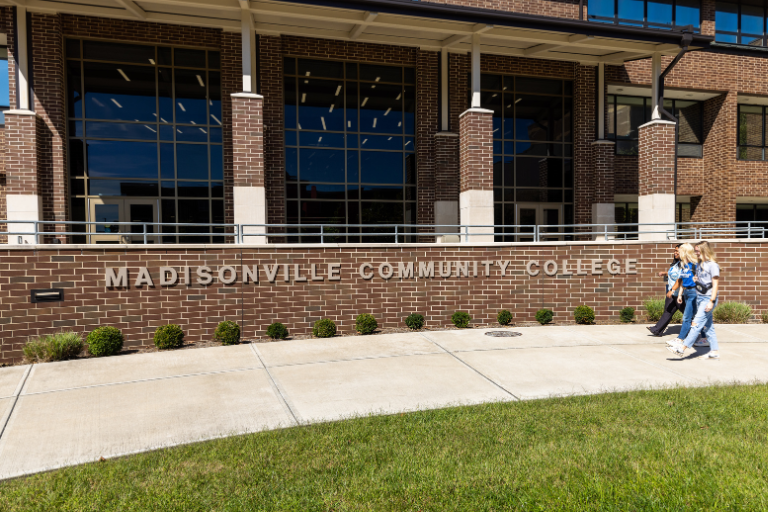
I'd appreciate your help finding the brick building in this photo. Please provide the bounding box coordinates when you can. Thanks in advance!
[0,0,765,244]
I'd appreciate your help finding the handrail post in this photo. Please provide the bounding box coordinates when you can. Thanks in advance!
[395,225,399,244]
[235,224,240,245]
[748,222,752,239]
[534,224,539,243]
[34,221,39,245]
[604,224,608,241]
[320,225,324,244]
[464,225,469,243]
[143,223,148,244]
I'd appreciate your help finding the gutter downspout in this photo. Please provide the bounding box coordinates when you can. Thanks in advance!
[658,27,694,207]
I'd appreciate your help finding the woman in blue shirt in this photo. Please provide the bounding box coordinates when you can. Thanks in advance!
[647,244,686,336]
[666,243,706,346]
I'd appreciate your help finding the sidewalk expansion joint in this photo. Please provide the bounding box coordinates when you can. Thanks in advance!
[417,332,520,401]
[249,344,303,425]
[263,350,444,369]
[717,325,767,343]
[0,365,32,441]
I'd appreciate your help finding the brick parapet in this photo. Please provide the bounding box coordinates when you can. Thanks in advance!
[230,93,264,188]
[459,108,494,193]
[638,120,676,196]
[1,240,766,364]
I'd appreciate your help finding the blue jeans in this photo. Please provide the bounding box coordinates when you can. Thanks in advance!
[683,295,719,350]
[677,288,699,340]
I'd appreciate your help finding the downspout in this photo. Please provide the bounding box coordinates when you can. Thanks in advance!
[657,26,694,206]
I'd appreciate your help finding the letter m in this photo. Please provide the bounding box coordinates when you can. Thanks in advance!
[418,261,434,278]
[398,262,414,279]
[106,268,128,288]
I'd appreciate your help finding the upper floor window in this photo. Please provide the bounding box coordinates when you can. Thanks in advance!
[588,0,701,30]
[0,48,9,124]
[716,1,766,46]
[607,95,703,156]
[738,104,768,159]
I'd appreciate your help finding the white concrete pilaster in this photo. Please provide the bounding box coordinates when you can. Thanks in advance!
[240,8,257,93]
[650,53,661,120]
[234,186,266,244]
[6,194,41,244]
[459,190,494,243]
[638,193,675,241]
[471,33,481,108]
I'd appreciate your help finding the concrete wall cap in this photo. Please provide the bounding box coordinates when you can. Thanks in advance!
[638,119,676,129]
[435,132,459,137]
[230,92,264,99]
[459,108,495,118]
[592,139,616,145]
[4,109,36,116]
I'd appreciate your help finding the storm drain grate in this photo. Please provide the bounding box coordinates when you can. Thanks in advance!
[484,331,522,337]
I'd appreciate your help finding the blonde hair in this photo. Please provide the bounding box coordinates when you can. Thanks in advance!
[677,243,697,266]
[697,241,718,263]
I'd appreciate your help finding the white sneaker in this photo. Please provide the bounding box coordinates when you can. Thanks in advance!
[666,342,686,357]
[694,339,710,348]
[705,352,720,360]
[666,338,682,347]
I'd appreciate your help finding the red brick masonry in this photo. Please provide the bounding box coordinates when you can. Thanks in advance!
[1,241,765,364]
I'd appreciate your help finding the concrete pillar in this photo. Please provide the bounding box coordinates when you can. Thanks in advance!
[241,8,257,94]
[638,119,676,240]
[231,92,266,244]
[459,108,494,242]
[4,109,40,244]
[591,140,615,239]
[650,53,661,120]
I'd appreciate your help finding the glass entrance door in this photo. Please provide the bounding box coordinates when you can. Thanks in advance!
[516,203,563,242]
[88,198,158,244]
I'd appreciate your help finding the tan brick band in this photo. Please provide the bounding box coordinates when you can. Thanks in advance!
[1,241,765,364]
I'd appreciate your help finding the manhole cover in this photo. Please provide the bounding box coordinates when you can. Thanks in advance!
[485,331,522,337]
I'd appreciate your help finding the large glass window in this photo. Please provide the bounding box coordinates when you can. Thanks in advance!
[738,104,768,159]
[66,39,223,243]
[0,48,9,124]
[589,0,700,30]
[478,74,574,240]
[284,57,416,242]
[716,1,766,45]
[607,95,703,156]
[736,204,768,237]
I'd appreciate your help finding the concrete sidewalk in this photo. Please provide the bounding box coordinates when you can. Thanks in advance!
[1,323,767,480]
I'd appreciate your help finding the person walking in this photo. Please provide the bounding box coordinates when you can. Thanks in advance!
[664,243,702,345]
[667,241,721,359]
[647,244,684,336]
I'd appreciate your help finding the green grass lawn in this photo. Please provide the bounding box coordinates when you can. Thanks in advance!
[2,384,768,511]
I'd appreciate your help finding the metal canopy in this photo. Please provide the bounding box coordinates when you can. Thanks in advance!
[0,0,713,65]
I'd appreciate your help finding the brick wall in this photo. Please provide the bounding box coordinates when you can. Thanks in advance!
[417,50,439,231]
[575,65,597,224]
[638,121,676,196]
[592,141,615,204]
[4,113,37,195]
[1,240,765,364]
[231,95,264,188]
[435,134,460,202]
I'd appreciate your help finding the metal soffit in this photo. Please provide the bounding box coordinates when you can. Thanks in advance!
[0,0,712,65]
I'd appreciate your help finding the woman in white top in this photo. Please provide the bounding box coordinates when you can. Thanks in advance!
[667,241,720,359]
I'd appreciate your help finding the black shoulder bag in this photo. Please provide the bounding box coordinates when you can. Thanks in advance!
[694,264,712,294]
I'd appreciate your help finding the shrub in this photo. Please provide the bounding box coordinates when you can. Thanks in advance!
[86,326,124,357]
[154,324,185,350]
[355,314,378,335]
[619,307,635,323]
[451,311,471,328]
[23,332,83,363]
[713,302,753,324]
[405,313,425,330]
[643,297,665,323]
[497,310,513,326]
[672,310,683,324]
[214,321,240,346]
[536,309,554,325]
[266,322,289,340]
[763,311,768,324]
[574,305,595,325]
[313,319,337,338]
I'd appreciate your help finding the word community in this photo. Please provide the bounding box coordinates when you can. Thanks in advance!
[105,259,637,288]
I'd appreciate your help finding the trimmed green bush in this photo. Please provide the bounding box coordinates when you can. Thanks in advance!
[713,302,752,324]
[266,322,289,340]
[405,313,425,330]
[619,307,635,323]
[86,326,124,357]
[536,309,554,325]
[643,297,665,323]
[497,310,513,326]
[763,311,768,324]
[23,332,83,363]
[451,311,471,328]
[154,324,185,350]
[355,314,378,335]
[574,305,595,325]
[214,321,240,346]
[313,319,337,338]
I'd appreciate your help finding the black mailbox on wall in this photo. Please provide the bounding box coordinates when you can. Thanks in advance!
[30,289,64,304]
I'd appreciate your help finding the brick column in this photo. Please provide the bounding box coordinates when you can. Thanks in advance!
[459,107,494,242]
[231,92,266,244]
[4,109,41,244]
[591,139,615,238]
[638,119,676,240]
[435,131,459,241]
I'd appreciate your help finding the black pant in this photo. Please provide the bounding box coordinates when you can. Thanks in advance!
[649,293,686,335]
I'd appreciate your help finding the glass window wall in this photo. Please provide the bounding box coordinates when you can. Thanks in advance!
[716,1,766,46]
[284,57,416,243]
[66,39,223,243]
[588,0,700,30]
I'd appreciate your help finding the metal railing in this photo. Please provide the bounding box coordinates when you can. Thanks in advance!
[0,219,766,244]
